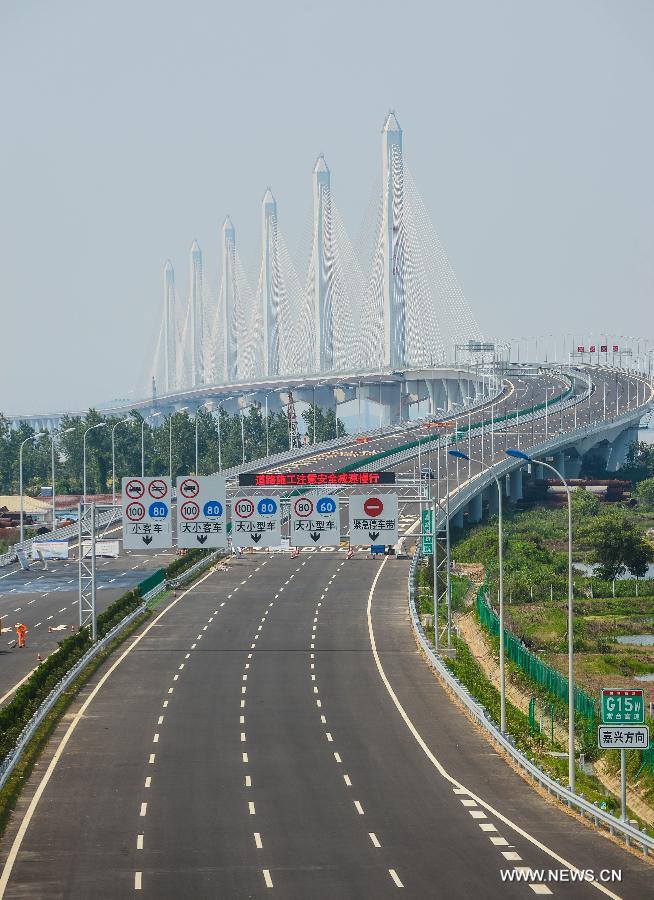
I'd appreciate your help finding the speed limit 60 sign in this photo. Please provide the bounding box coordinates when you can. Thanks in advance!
[176,476,227,548]
[122,477,172,549]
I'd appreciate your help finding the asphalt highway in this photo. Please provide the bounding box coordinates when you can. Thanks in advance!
[2,551,651,897]
[0,538,177,706]
[0,367,651,897]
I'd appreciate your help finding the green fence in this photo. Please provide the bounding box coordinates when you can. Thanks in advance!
[476,584,597,720]
[138,568,165,596]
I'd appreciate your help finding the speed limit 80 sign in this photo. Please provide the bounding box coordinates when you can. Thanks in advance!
[176,476,227,548]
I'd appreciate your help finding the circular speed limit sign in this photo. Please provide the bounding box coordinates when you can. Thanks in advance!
[180,501,200,520]
[233,497,255,519]
[126,501,146,522]
[293,497,314,518]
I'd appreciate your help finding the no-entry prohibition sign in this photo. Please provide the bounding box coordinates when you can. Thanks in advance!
[363,496,384,518]
[348,493,398,546]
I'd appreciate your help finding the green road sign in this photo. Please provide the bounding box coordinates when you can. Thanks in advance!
[422,508,433,555]
[601,689,645,725]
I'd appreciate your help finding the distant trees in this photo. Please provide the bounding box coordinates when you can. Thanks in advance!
[302,404,346,444]
[635,476,654,506]
[618,440,654,484]
[0,402,347,497]
[579,511,653,580]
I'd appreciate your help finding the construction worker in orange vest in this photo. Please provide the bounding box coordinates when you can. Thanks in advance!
[16,623,27,649]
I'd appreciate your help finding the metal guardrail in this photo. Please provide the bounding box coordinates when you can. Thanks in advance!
[167,551,226,589]
[0,507,120,569]
[407,547,653,855]
[0,576,166,793]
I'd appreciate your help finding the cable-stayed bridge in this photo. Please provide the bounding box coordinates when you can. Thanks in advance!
[152,112,484,395]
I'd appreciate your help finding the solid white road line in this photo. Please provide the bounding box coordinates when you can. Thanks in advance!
[366,558,621,900]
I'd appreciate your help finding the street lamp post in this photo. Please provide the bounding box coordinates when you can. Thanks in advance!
[83,423,107,504]
[507,448,575,792]
[111,418,133,507]
[51,427,75,530]
[19,432,46,544]
[263,390,275,456]
[216,397,236,471]
[195,402,213,475]
[450,449,506,733]
[169,408,188,484]
[141,413,160,477]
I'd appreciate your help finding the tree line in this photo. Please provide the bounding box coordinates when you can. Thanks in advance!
[0,404,346,497]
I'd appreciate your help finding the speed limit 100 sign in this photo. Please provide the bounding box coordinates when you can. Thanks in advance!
[176,476,227,548]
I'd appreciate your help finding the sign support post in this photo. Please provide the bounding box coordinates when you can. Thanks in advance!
[78,501,97,641]
[621,749,627,823]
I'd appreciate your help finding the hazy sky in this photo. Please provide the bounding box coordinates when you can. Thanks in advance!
[1,0,652,414]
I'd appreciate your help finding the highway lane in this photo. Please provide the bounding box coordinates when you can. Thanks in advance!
[0,546,176,706]
[3,550,652,897]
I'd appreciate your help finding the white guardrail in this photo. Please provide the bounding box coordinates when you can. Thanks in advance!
[407,549,654,855]
[0,507,120,569]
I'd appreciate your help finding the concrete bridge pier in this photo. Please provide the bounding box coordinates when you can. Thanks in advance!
[564,453,583,479]
[425,379,448,415]
[553,451,566,478]
[606,427,638,472]
[486,484,500,516]
[509,469,523,502]
[451,509,464,529]
[467,493,483,524]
